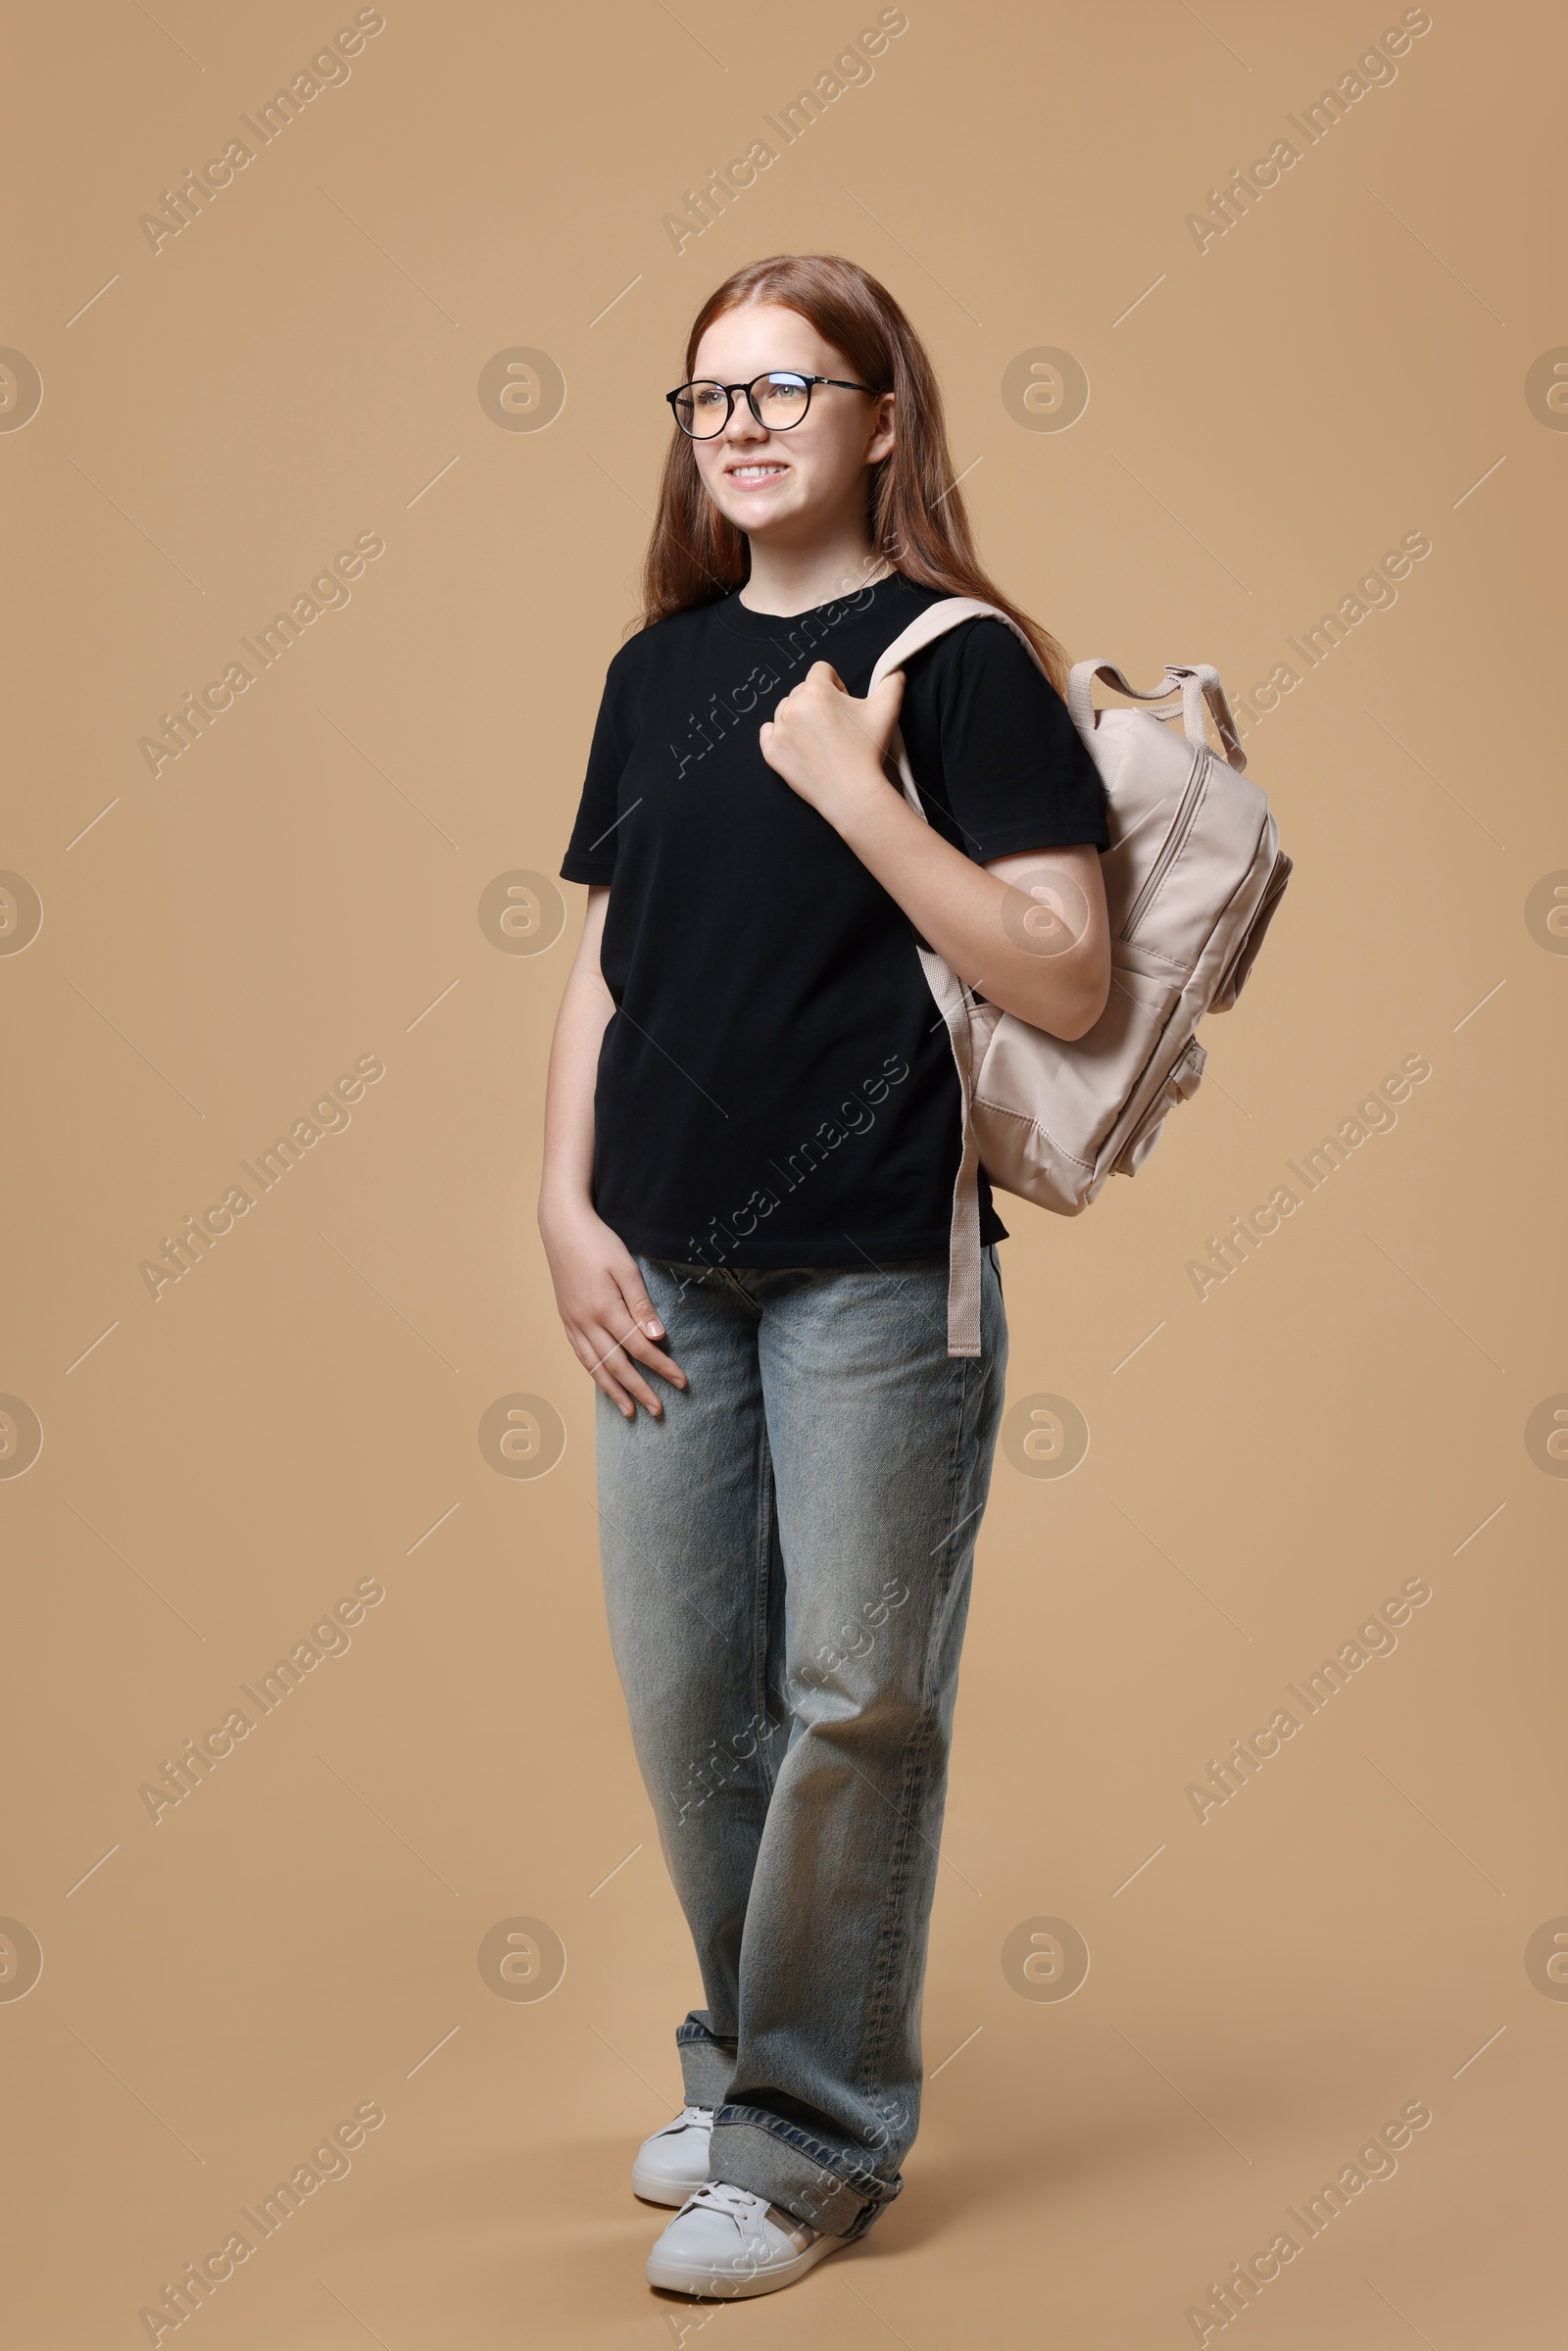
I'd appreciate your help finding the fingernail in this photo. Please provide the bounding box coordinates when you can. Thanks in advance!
[646,1319,663,1338]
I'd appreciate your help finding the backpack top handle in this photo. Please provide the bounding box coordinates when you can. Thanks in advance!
[1068,660,1248,775]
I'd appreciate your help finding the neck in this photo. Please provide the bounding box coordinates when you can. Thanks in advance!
[738,525,891,616]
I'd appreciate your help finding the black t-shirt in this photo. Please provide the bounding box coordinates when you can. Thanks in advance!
[561,574,1109,1270]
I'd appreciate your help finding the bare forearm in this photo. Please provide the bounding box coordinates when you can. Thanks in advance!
[534,888,689,1419]
[538,898,613,1221]
[829,764,1109,1039]
[758,663,1109,1038]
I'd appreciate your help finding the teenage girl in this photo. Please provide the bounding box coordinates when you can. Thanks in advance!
[539,253,1111,2299]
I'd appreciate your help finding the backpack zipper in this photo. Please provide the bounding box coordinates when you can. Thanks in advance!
[1120,746,1208,942]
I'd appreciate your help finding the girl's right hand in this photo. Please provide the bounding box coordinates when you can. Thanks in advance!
[539,1201,688,1420]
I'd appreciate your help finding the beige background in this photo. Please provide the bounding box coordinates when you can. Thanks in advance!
[5,0,1564,2342]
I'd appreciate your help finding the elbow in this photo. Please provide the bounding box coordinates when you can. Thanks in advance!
[1046,967,1111,1042]
[987,933,1111,1038]
[1004,985,1102,1042]
[1050,1004,1099,1044]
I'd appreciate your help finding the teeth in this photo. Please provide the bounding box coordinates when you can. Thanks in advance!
[732,465,783,479]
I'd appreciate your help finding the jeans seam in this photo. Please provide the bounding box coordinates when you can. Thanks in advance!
[751,1415,781,1801]
[851,1345,978,2132]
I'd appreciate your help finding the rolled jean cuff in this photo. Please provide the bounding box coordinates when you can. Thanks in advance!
[675,2012,737,2108]
[708,2109,901,2243]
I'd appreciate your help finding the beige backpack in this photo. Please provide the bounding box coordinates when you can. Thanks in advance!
[867,600,1292,1357]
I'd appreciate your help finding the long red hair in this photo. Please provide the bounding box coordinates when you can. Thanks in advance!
[638,253,1068,691]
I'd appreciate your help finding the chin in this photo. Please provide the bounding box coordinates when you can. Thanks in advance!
[720,495,799,533]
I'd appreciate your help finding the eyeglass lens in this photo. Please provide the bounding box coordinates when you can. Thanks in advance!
[674,372,812,437]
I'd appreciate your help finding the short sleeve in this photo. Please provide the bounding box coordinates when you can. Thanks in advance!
[902,617,1110,862]
[561,644,639,885]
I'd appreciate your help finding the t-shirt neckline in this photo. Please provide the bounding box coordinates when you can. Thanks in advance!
[712,574,915,638]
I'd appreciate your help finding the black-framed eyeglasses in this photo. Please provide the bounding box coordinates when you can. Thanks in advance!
[665,370,878,440]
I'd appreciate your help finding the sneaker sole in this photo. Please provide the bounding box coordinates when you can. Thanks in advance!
[631,2158,709,2207]
[646,2230,848,2299]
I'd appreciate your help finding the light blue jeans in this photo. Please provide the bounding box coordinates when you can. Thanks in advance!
[595,1248,1007,2241]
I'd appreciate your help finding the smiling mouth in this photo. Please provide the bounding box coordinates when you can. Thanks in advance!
[726,463,788,482]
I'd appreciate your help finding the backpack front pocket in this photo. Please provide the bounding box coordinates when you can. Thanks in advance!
[1110,1033,1207,1177]
[973,966,1181,1206]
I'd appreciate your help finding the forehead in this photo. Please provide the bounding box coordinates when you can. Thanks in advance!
[691,301,837,378]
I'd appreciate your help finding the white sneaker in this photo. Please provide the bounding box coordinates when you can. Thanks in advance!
[646,2180,849,2298]
[631,2104,714,2205]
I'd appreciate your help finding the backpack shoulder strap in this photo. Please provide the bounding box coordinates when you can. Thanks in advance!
[867,597,1039,698]
[867,596,1025,1359]
[869,599,1042,830]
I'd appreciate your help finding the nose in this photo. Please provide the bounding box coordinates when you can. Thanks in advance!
[718,397,768,446]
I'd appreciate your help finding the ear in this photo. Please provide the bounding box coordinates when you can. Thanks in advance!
[865,390,896,466]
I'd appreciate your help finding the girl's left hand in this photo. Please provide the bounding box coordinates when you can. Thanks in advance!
[759,661,906,821]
